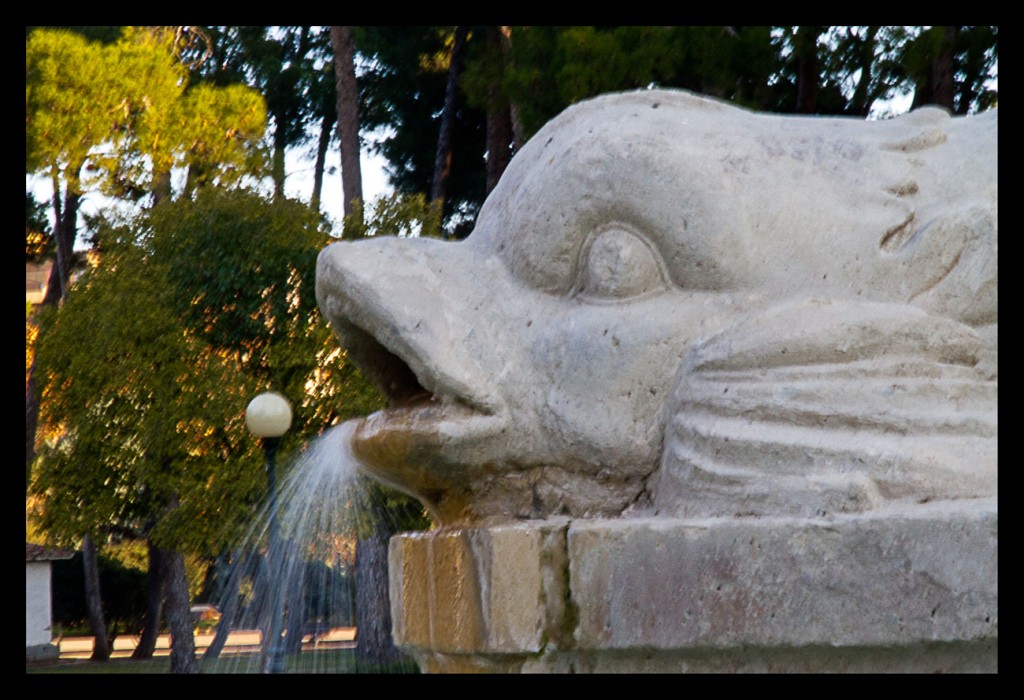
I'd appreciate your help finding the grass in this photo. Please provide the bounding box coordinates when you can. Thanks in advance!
[26,648,420,674]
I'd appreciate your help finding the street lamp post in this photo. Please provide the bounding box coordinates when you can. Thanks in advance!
[246,392,292,675]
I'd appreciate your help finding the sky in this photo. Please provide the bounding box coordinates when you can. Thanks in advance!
[283,140,392,233]
[27,140,393,251]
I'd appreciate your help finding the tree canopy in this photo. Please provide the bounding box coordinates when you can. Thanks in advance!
[27,27,268,207]
[30,189,383,557]
[349,26,997,237]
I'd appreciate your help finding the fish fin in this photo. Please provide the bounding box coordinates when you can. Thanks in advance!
[656,300,996,518]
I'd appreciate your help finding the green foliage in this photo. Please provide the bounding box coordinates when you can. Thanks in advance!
[175,83,268,194]
[354,478,432,539]
[26,26,268,206]
[48,540,208,636]
[481,27,785,140]
[551,27,677,105]
[143,189,382,437]
[186,27,335,196]
[356,27,488,231]
[31,187,391,559]
[31,240,265,554]
[29,26,999,615]
[898,26,998,114]
[26,191,52,260]
[387,25,999,234]
[341,192,444,241]
[26,28,119,187]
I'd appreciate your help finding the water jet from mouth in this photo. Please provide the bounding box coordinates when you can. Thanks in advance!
[201,420,420,673]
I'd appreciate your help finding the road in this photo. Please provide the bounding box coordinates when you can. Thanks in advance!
[56,627,357,660]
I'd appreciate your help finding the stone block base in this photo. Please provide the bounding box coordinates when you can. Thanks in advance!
[389,499,997,673]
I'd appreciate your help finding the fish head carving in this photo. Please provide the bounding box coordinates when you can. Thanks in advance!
[316,90,997,526]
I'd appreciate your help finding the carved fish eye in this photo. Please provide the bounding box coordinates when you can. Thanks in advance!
[577,226,670,301]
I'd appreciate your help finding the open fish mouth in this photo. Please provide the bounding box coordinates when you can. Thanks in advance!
[329,311,498,420]
[315,239,510,500]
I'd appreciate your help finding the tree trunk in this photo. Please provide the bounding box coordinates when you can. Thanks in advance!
[131,540,165,659]
[311,110,334,212]
[203,550,245,660]
[499,26,525,151]
[32,177,112,672]
[28,180,79,481]
[793,26,822,114]
[330,26,363,232]
[162,548,199,674]
[485,103,513,194]
[82,534,112,661]
[25,358,39,489]
[283,540,307,654]
[930,26,958,112]
[485,27,514,195]
[430,26,469,220]
[354,533,403,665]
[43,174,78,306]
[849,26,880,117]
[910,26,959,113]
[151,169,173,207]
[272,126,287,200]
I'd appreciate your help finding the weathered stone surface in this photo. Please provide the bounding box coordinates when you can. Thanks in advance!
[317,89,996,526]
[390,520,570,663]
[316,89,997,672]
[390,500,996,672]
[520,641,997,673]
[568,499,996,650]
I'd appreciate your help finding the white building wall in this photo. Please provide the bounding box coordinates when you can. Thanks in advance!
[26,561,54,647]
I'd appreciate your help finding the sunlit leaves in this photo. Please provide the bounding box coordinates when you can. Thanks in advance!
[31,233,264,553]
[341,192,443,241]
[26,26,268,205]
[178,83,268,192]
[26,29,118,188]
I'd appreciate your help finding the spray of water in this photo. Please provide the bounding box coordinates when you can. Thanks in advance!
[199,420,419,673]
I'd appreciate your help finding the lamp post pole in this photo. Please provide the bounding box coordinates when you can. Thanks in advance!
[246,392,292,675]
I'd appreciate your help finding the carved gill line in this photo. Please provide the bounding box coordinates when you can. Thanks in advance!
[674,375,996,437]
[885,180,919,197]
[880,128,948,153]
[909,246,964,304]
[879,210,918,252]
[669,409,994,480]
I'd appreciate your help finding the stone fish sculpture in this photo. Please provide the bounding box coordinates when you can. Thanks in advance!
[316,89,996,527]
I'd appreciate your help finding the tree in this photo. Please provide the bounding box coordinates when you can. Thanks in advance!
[792,26,825,113]
[482,27,518,194]
[27,26,270,667]
[33,188,388,671]
[31,235,262,671]
[356,26,488,237]
[331,26,364,231]
[26,24,267,469]
[163,538,198,673]
[131,539,164,658]
[430,26,469,220]
[185,26,353,214]
[26,28,113,308]
[352,480,428,666]
[308,30,339,213]
[187,27,317,199]
[27,27,141,660]
[901,26,998,114]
